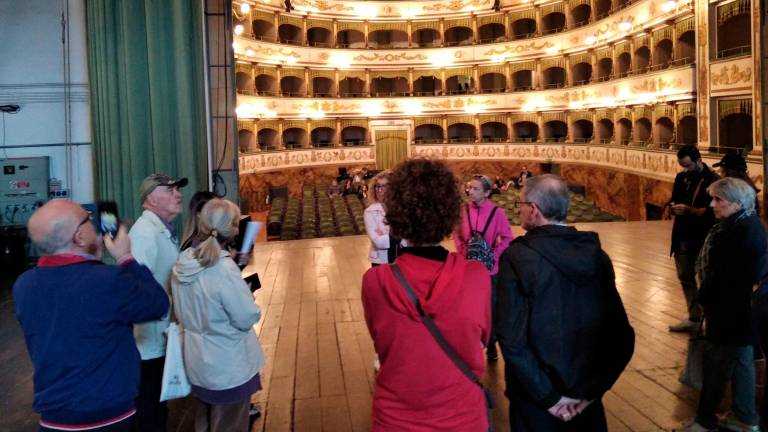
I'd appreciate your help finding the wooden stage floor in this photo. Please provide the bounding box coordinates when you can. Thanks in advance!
[1,221,705,431]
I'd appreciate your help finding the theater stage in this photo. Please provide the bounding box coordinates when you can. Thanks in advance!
[1,221,705,431]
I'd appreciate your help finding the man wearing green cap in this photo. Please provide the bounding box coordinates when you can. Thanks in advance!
[129,173,188,432]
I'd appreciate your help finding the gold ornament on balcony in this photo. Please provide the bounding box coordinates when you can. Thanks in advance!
[423,0,491,11]
[711,65,752,86]
[292,0,353,11]
[352,52,429,62]
[484,41,555,56]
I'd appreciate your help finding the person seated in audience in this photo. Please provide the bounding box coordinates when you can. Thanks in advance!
[342,178,356,196]
[357,183,369,201]
[515,165,534,188]
[327,179,341,197]
[172,199,265,432]
[362,158,491,431]
[492,175,505,195]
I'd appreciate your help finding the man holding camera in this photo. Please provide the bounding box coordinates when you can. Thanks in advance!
[667,145,719,332]
[129,173,188,431]
[14,200,169,431]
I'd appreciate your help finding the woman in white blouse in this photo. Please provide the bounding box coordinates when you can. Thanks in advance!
[363,171,392,267]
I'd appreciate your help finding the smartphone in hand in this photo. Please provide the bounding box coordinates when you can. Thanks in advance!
[96,201,120,239]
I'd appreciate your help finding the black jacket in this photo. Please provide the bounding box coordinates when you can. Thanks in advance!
[496,225,634,408]
[670,164,719,255]
[698,210,768,346]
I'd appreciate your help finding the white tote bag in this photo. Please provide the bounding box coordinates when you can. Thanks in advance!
[160,322,191,401]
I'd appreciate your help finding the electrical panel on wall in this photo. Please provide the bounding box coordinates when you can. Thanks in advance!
[1,157,49,227]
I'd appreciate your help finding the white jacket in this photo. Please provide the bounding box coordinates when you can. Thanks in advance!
[129,210,177,359]
[172,248,265,390]
[364,202,389,264]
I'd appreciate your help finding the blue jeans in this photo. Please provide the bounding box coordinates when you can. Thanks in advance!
[674,242,702,321]
[695,341,758,428]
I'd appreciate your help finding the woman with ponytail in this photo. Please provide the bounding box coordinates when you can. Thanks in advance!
[171,198,265,432]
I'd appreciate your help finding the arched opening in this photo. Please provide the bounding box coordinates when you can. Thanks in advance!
[542,13,566,34]
[311,127,335,147]
[282,128,307,149]
[412,29,441,47]
[570,5,591,28]
[307,27,333,47]
[616,52,631,77]
[678,116,697,145]
[252,19,275,41]
[617,118,632,144]
[444,26,474,46]
[278,24,303,45]
[513,121,539,141]
[413,76,442,96]
[512,70,534,90]
[414,124,444,143]
[339,77,365,97]
[448,123,476,142]
[236,71,254,95]
[654,117,675,148]
[445,75,474,94]
[480,122,508,142]
[542,67,566,88]
[616,0,631,8]
[368,30,409,48]
[634,46,651,73]
[337,29,365,48]
[544,121,568,142]
[571,62,592,85]
[312,77,335,97]
[370,77,409,96]
[479,73,506,93]
[653,39,673,69]
[238,129,257,153]
[634,118,652,144]
[478,23,506,43]
[571,119,593,142]
[280,76,305,97]
[255,75,278,96]
[717,12,751,58]
[719,113,752,152]
[594,0,612,19]
[675,30,695,64]
[257,128,278,150]
[512,19,537,39]
[341,127,366,146]
[597,119,614,142]
[597,58,612,81]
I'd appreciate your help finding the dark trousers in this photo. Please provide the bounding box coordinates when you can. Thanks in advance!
[41,416,133,432]
[509,396,607,432]
[696,342,758,428]
[133,357,168,432]
[487,274,499,352]
[674,242,702,321]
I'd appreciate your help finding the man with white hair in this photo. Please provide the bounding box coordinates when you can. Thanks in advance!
[14,200,168,432]
[129,173,187,432]
[496,174,635,431]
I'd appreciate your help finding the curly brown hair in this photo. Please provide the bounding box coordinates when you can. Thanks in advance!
[383,158,462,245]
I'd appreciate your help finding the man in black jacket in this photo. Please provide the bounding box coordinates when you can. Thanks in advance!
[667,145,719,332]
[496,174,634,431]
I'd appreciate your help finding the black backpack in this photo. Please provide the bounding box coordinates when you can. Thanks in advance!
[465,206,498,271]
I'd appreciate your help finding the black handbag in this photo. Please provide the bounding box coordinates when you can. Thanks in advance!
[390,264,495,430]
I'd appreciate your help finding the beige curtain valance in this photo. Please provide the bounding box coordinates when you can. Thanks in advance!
[309,69,335,79]
[569,0,590,9]
[509,8,536,21]
[445,18,473,30]
[414,116,443,127]
[541,2,566,15]
[256,120,279,131]
[676,102,696,118]
[283,119,308,130]
[614,108,631,120]
[653,26,673,42]
[280,68,305,79]
[653,105,674,119]
[675,16,695,34]
[719,99,752,118]
[511,112,538,123]
[278,14,303,27]
[447,116,475,127]
[595,109,612,121]
[634,106,652,119]
[478,13,505,26]
[718,0,750,25]
[252,10,274,23]
[307,18,332,31]
[310,119,336,130]
[615,41,631,54]
[570,111,593,122]
[370,70,409,79]
[541,111,566,123]
[509,61,536,73]
[236,62,253,75]
[444,67,474,78]
[541,57,565,69]
[596,47,613,61]
[341,119,367,129]
[411,20,440,32]
[338,70,366,80]
[368,21,408,32]
[569,52,591,65]
[478,64,506,76]
[634,34,649,48]
[238,120,256,132]
[479,114,507,125]
[413,69,440,80]
[337,21,365,32]
[254,66,278,77]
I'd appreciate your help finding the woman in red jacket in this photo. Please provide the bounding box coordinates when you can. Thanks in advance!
[362,158,492,431]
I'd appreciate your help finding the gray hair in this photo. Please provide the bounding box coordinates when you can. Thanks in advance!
[707,177,756,212]
[523,174,570,222]
[32,218,74,255]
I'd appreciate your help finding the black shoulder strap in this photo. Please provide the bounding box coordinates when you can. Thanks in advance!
[480,206,498,236]
[390,263,482,386]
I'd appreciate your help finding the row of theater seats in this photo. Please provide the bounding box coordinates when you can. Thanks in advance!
[266,184,623,242]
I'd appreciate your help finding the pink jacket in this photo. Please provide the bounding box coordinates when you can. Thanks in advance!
[454,200,514,275]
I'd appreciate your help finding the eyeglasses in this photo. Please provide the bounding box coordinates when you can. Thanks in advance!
[513,200,535,208]
[374,184,388,190]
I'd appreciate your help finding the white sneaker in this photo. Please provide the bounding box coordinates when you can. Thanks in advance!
[719,413,760,432]
[677,419,717,432]
[669,319,699,332]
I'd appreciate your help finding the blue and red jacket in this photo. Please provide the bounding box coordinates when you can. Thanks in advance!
[13,254,169,428]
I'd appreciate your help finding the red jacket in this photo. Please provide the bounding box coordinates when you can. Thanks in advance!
[362,250,491,431]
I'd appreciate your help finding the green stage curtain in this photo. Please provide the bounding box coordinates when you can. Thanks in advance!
[86,0,208,221]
